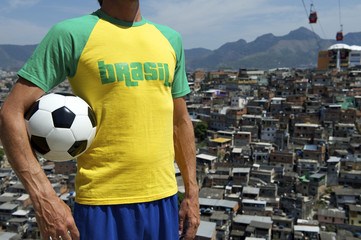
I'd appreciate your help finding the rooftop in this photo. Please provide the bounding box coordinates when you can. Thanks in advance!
[196,221,216,239]
[211,138,232,143]
[294,225,320,233]
[233,215,272,224]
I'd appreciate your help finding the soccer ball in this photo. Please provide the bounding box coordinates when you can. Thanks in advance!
[25,93,97,162]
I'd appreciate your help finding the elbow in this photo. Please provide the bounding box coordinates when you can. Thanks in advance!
[0,108,5,136]
[0,109,7,145]
[0,106,23,142]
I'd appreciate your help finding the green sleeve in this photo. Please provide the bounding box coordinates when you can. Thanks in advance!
[150,22,190,98]
[18,14,99,92]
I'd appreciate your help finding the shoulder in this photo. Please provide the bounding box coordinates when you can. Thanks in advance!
[50,13,100,37]
[146,21,180,35]
[145,20,182,41]
[145,20,184,53]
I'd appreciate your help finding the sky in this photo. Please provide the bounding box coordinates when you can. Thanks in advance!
[1,0,361,50]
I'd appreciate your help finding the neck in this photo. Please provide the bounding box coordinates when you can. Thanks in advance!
[101,0,141,22]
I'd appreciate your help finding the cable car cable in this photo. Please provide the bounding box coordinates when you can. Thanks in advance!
[301,0,316,34]
[336,0,343,41]
[338,0,342,27]
[300,0,323,49]
[310,2,327,39]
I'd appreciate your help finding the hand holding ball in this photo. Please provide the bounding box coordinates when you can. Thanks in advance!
[25,93,97,162]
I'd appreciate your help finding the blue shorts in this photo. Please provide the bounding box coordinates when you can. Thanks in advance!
[74,194,179,240]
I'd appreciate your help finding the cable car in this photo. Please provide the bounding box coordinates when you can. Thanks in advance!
[328,50,334,58]
[340,50,346,59]
[336,24,343,41]
[309,11,317,24]
[308,4,317,24]
[336,31,343,41]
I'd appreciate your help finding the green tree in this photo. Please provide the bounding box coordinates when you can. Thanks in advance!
[0,148,4,162]
[194,122,208,141]
[177,192,185,208]
[5,82,13,90]
[314,199,327,210]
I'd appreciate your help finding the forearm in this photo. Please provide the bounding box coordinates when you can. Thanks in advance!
[173,113,198,196]
[0,103,57,209]
[173,97,200,239]
[1,77,79,240]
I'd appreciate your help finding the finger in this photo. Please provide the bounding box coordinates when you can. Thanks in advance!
[42,233,58,240]
[184,227,197,240]
[67,223,80,240]
[183,220,199,240]
[57,233,70,240]
[178,217,184,236]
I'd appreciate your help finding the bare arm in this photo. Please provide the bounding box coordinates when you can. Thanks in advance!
[173,97,200,240]
[0,78,79,240]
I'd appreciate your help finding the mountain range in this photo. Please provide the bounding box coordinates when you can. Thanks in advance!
[1,27,361,72]
[184,27,361,71]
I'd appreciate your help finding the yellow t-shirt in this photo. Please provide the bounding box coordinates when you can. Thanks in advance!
[18,10,190,205]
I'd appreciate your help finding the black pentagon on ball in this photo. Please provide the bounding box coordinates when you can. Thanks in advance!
[88,107,97,127]
[52,106,76,128]
[68,140,88,157]
[25,100,40,120]
[30,135,50,155]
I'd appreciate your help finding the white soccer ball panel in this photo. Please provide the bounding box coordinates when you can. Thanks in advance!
[47,128,76,151]
[38,94,66,112]
[70,116,94,140]
[42,151,74,162]
[26,110,54,137]
[25,92,97,162]
[64,96,90,116]
[87,127,97,148]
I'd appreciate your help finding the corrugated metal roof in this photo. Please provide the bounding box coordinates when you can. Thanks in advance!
[196,221,216,239]
[0,203,17,210]
[304,145,317,151]
[199,198,238,209]
[233,215,272,224]
[294,225,320,233]
[232,168,251,173]
[242,187,260,194]
[196,154,217,161]
[0,232,18,240]
[242,199,266,205]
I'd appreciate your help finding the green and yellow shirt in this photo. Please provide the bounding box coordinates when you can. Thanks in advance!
[18,9,190,205]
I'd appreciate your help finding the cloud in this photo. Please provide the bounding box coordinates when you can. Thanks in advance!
[143,0,301,49]
[51,5,98,16]
[3,0,40,10]
[142,0,361,49]
[0,17,48,45]
[1,0,360,50]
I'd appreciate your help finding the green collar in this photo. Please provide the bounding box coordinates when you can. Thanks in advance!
[94,9,147,27]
